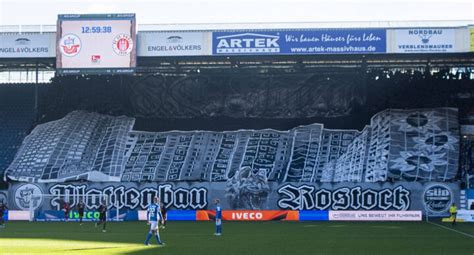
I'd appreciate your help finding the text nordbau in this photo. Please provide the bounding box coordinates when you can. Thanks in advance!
[216,33,280,54]
[408,29,443,35]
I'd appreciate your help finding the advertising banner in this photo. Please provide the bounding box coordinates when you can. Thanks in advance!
[454,210,474,222]
[4,210,29,220]
[138,210,196,221]
[470,27,474,51]
[392,28,455,53]
[0,33,56,58]
[466,189,474,209]
[8,182,459,215]
[212,29,386,55]
[34,209,134,222]
[329,210,422,221]
[299,210,329,221]
[137,32,211,56]
[197,210,299,221]
[442,210,474,223]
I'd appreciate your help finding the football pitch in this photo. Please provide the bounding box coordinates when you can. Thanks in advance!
[0,221,473,255]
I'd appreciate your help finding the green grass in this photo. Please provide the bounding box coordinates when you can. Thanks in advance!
[0,221,473,255]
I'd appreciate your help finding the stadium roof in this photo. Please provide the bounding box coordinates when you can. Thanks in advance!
[1,20,473,33]
[139,20,474,31]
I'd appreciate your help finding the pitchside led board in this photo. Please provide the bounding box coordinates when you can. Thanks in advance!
[56,14,136,74]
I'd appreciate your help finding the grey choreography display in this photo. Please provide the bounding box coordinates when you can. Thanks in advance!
[5,108,459,184]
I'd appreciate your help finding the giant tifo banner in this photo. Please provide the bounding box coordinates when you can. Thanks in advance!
[391,28,456,53]
[7,182,459,215]
[5,108,459,184]
[137,32,211,56]
[0,33,56,58]
[5,108,460,215]
[212,29,386,55]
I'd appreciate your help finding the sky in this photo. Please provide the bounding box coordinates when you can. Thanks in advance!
[0,0,473,26]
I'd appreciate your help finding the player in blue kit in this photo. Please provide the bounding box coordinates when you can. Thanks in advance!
[145,196,165,246]
[214,199,222,236]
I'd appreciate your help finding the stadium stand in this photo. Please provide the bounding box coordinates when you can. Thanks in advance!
[460,137,474,188]
[1,69,473,185]
[33,69,474,131]
[0,84,35,181]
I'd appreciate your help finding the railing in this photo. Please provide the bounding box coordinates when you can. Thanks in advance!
[0,25,56,33]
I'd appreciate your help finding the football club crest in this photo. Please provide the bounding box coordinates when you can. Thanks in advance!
[59,34,81,57]
[112,34,133,56]
[14,184,43,210]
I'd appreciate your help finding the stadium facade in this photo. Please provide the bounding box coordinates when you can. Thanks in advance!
[1,20,473,214]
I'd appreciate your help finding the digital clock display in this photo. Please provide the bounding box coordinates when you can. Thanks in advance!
[57,13,136,74]
[81,26,112,33]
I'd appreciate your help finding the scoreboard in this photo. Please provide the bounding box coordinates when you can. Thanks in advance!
[56,14,136,74]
